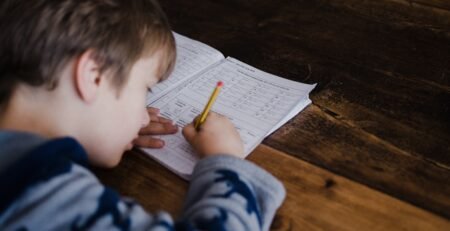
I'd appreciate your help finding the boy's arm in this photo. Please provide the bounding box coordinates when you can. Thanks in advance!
[176,112,286,230]
[3,156,283,231]
[1,115,284,231]
[62,160,283,231]
[178,155,285,231]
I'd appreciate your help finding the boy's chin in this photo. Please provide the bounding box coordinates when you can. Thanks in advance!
[125,142,133,151]
[89,153,123,168]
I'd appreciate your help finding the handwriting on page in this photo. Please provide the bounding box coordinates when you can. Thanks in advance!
[189,69,304,124]
[145,58,315,177]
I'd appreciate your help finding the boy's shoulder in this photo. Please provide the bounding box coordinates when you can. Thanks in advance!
[0,131,138,230]
[0,131,88,177]
[1,131,87,187]
[0,131,89,209]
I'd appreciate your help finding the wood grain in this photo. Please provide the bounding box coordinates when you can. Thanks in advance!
[158,0,450,218]
[320,0,450,28]
[392,0,450,12]
[94,146,450,230]
[95,0,450,229]
[250,145,449,231]
[266,105,450,219]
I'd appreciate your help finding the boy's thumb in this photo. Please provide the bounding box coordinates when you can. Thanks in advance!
[182,123,196,142]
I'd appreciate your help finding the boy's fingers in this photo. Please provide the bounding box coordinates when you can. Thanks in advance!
[149,114,160,122]
[192,115,203,128]
[203,112,224,123]
[139,122,178,135]
[157,116,173,124]
[147,107,160,115]
[133,136,165,149]
[149,114,173,124]
[182,123,196,143]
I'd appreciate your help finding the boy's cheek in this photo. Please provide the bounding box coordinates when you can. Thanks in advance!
[142,109,151,127]
[102,151,125,168]
[125,142,133,151]
[85,142,127,168]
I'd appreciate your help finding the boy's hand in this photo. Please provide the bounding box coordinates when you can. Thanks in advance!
[133,107,178,148]
[182,112,244,158]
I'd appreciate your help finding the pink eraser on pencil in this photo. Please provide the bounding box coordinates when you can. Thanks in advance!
[217,81,224,87]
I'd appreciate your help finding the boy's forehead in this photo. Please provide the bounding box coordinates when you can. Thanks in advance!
[129,55,160,83]
[153,49,174,83]
[135,44,175,85]
[137,52,164,86]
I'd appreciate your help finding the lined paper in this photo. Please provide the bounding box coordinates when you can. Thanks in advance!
[143,57,315,179]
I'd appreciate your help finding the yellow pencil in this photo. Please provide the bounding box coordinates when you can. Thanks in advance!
[194,81,223,129]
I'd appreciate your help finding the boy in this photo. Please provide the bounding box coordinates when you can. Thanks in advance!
[0,0,285,230]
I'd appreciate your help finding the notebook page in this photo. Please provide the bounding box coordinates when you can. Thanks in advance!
[267,97,312,135]
[142,57,315,179]
[147,32,225,102]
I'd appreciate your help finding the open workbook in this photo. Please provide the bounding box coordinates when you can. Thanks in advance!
[142,32,316,179]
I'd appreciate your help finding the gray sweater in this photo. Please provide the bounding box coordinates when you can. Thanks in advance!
[0,131,285,231]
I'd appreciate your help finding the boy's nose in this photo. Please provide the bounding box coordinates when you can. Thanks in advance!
[142,109,150,128]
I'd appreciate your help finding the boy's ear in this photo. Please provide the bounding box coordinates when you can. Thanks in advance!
[74,50,102,103]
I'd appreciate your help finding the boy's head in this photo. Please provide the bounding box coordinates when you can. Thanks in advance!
[0,0,176,167]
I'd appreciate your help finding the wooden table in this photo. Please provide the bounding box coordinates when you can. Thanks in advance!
[94,0,450,230]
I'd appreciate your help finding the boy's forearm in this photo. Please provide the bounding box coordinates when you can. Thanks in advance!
[180,155,286,231]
